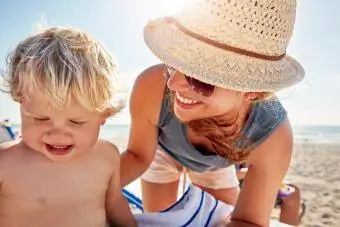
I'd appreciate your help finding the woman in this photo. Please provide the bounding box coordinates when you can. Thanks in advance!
[121,0,305,226]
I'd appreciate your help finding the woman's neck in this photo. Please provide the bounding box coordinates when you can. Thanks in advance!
[186,101,253,152]
[207,101,252,133]
[234,102,252,132]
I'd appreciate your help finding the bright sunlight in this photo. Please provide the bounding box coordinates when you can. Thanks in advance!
[144,0,195,19]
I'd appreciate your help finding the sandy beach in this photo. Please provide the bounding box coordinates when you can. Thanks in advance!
[282,142,340,227]
[114,137,340,227]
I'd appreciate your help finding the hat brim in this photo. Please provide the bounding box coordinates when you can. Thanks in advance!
[144,18,305,92]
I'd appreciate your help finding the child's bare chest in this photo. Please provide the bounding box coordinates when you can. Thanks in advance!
[0,154,112,209]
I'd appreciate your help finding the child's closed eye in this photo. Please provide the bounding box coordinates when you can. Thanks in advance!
[34,117,50,122]
[69,120,86,125]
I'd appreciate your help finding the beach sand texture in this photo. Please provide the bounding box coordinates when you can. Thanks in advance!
[282,142,340,227]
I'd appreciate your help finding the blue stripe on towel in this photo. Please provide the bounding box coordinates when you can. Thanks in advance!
[181,190,205,227]
[161,186,191,213]
[122,189,144,211]
[204,199,219,227]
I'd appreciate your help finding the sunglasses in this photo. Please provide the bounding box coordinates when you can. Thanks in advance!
[165,66,215,97]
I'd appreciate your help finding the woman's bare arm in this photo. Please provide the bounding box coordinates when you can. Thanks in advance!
[228,120,293,226]
[120,64,168,187]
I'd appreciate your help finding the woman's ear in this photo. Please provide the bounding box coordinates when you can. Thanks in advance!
[244,92,259,101]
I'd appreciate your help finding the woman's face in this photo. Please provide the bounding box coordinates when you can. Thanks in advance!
[166,68,249,122]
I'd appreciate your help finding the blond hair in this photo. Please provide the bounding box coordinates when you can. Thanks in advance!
[2,26,123,116]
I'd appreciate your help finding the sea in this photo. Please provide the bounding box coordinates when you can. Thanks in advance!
[9,123,340,147]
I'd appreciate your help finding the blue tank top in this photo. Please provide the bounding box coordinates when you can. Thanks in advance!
[157,94,287,172]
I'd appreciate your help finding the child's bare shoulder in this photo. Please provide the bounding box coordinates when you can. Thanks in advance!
[0,140,23,182]
[93,140,120,164]
[0,139,21,150]
[0,140,22,157]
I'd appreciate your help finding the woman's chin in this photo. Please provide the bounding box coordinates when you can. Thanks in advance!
[173,109,191,122]
[173,108,205,123]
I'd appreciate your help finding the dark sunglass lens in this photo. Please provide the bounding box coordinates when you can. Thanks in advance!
[185,76,215,97]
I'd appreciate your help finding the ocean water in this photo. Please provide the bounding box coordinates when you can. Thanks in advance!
[8,124,340,145]
[100,124,340,144]
[99,124,131,140]
[9,124,130,139]
[292,125,340,144]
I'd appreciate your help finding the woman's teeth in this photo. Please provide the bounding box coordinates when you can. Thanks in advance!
[176,93,198,104]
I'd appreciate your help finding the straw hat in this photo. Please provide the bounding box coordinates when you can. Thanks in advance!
[144,0,305,92]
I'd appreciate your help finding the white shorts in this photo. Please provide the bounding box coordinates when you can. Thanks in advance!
[141,149,239,190]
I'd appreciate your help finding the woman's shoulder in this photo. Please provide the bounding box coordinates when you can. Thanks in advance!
[134,64,167,87]
[243,99,288,148]
[254,98,287,125]
[130,64,168,125]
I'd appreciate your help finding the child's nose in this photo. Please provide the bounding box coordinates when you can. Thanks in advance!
[47,128,69,137]
[51,120,66,130]
[46,121,71,137]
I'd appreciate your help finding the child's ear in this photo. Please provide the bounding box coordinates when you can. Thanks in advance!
[100,109,111,125]
[100,118,106,126]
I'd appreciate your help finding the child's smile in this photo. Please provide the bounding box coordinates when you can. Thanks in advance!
[44,143,74,156]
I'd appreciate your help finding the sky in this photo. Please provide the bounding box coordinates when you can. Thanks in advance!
[0,0,339,126]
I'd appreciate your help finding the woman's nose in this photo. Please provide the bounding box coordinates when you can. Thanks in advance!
[167,71,188,92]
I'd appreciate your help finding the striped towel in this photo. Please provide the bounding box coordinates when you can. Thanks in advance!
[122,184,293,227]
[123,184,233,227]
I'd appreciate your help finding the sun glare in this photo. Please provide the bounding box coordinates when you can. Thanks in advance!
[146,0,195,19]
